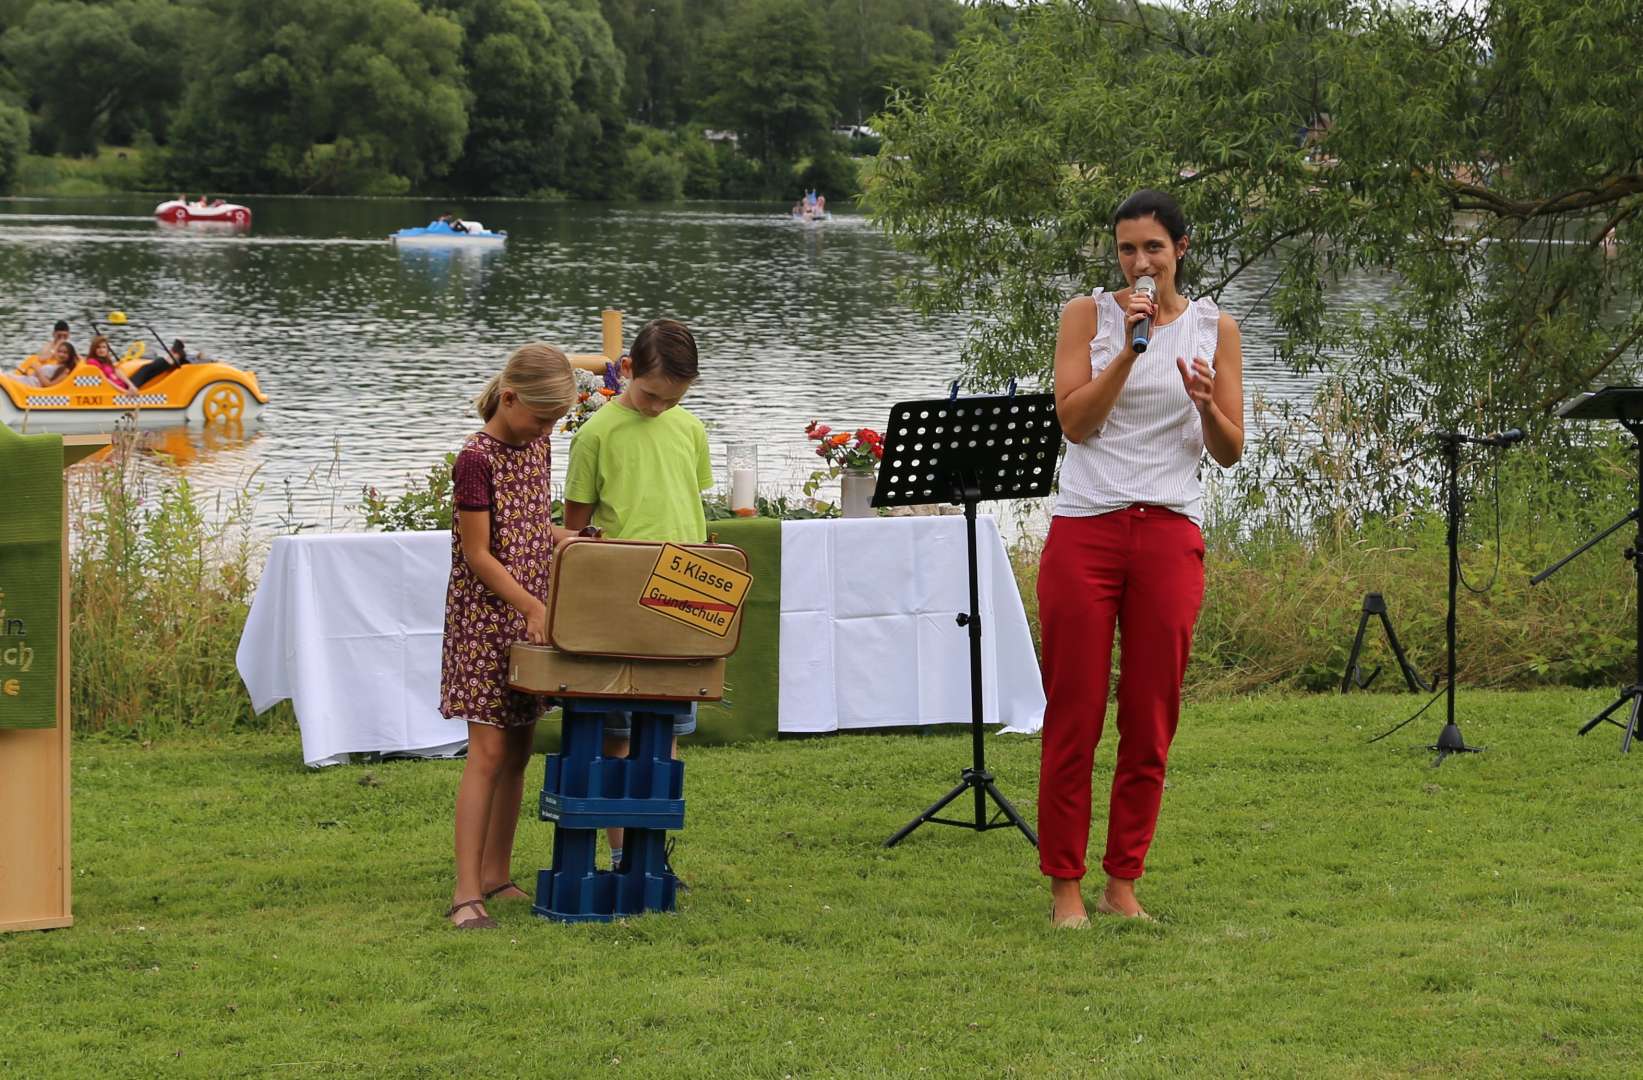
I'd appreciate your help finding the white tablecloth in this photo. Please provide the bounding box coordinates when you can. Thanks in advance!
[237,518,1044,766]
[237,532,467,768]
[778,517,1045,734]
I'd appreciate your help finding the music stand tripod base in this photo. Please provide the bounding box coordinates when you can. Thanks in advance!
[1545,388,1643,753]
[871,390,1061,848]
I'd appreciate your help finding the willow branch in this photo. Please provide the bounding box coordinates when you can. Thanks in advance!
[1538,317,1643,414]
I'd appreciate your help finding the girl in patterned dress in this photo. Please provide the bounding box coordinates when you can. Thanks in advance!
[442,343,578,929]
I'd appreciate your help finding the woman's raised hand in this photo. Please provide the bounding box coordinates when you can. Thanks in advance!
[1177,357,1215,414]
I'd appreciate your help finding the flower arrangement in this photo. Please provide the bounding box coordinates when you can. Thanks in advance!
[562,361,624,433]
[804,420,884,472]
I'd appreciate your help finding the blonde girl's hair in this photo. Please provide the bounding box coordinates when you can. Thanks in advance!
[476,342,576,422]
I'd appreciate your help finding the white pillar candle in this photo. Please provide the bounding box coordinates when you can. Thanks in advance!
[731,466,757,515]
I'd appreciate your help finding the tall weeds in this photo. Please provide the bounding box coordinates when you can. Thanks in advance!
[1013,435,1640,698]
[69,428,291,737]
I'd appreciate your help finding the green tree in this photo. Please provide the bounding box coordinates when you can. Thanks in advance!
[598,0,720,127]
[0,99,27,192]
[167,0,468,194]
[702,0,836,174]
[447,0,625,197]
[827,0,964,124]
[0,0,188,155]
[871,0,1643,523]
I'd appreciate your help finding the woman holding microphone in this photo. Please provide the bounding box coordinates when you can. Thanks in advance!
[1038,189,1244,928]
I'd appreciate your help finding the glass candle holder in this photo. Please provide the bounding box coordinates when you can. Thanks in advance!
[727,442,758,517]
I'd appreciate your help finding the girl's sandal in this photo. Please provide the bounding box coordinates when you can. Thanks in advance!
[482,880,530,902]
[446,898,498,930]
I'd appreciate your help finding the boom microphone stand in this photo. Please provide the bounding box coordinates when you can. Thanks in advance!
[1536,388,1643,752]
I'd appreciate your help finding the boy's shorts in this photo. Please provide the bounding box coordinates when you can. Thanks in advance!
[603,703,697,739]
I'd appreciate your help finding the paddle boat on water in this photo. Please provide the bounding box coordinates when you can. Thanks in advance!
[154,197,252,230]
[2,340,268,431]
[389,218,507,248]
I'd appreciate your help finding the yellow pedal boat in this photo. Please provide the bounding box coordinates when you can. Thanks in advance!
[1,351,268,430]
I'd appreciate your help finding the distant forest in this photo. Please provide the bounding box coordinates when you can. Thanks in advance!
[0,0,971,199]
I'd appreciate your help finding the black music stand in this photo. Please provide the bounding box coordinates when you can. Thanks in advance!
[1535,387,1643,752]
[875,388,1060,849]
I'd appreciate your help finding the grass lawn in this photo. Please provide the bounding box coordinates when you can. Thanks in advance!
[3,689,1641,1077]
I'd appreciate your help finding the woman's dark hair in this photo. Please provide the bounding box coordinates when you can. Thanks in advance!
[629,318,699,381]
[171,339,186,357]
[1111,188,1188,243]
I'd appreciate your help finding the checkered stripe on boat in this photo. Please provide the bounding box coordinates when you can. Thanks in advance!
[20,394,170,407]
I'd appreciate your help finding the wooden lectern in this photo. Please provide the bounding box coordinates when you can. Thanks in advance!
[0,433,107,934]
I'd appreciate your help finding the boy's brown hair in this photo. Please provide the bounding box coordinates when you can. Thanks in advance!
[628,318,699,381]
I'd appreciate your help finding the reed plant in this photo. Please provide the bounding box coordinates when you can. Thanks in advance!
[1013,437,1640,698]
[68,428,290,737]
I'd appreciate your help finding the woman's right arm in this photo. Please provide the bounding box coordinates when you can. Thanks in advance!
[458,511,548,644]
[1052,293,1148,444]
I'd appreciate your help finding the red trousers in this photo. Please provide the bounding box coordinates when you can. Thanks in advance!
[1036,507,1204,881]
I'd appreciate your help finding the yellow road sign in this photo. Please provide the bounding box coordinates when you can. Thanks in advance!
[639,543,753,638]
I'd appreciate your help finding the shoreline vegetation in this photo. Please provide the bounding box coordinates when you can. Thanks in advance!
[66,431,1638,740]
[0,0,925,202]
[4,145,877,202]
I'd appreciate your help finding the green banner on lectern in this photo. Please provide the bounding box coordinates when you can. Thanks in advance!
[0,424,63,730]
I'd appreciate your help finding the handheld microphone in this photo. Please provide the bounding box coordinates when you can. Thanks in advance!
[1131,275,1156,354]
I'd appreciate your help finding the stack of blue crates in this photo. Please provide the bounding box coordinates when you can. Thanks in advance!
[533,697,687,922]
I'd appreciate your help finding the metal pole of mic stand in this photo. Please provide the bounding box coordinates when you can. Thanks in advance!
[1431,434,1483,765]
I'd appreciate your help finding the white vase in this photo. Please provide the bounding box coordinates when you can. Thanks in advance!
[840,468,877,518]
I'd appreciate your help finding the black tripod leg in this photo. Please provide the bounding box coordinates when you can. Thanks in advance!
[1341,608,1373,692]
[1578,694,1629,735]
[983,778,1039,846]
[1378,612,1432,692]
[1622,693,1642,754]
[884,779,972,848]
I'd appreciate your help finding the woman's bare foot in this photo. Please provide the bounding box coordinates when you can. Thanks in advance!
[1095,876,1155,921]
[1049,877,1089,928]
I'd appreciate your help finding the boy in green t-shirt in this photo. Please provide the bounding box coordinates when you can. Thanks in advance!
[563,318,713,873]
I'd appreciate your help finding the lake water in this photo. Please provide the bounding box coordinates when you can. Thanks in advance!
[0,194,1348,536]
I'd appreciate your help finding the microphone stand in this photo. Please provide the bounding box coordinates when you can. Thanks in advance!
[1430,432,1485,765]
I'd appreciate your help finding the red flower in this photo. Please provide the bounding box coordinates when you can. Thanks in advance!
[597,387,616,398]
[872,444,884,460]
[857,428,880,444]
[807,422,831,440]
[829,433,850,446]
[816,445,830,458]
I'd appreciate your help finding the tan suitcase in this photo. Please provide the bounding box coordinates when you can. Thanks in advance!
[508,645,726,701]
[545,538,750,660]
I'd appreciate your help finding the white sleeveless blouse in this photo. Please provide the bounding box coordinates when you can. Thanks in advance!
[1054,288,1221,525]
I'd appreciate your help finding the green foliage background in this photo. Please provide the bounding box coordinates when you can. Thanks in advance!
[869,0,1643,528]
[0,0,972,199]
